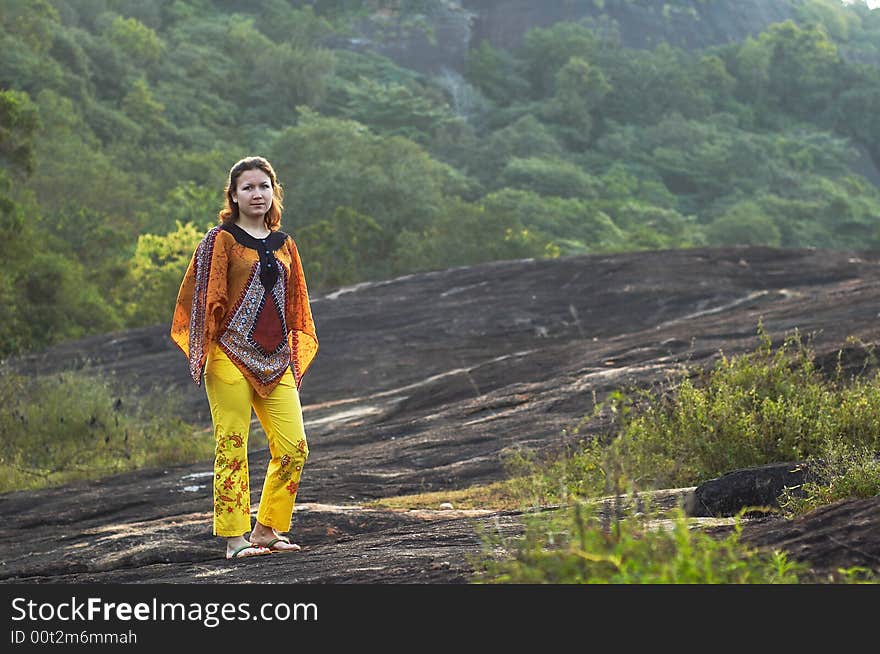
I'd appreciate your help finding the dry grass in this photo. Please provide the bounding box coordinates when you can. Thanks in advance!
[363,479,525,511]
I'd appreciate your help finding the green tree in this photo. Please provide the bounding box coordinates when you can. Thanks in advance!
[268,108,470,238]
[0,89,39,174]
[519,21,600,99]
[730,35,771,109]
[463,40,531,107]
[254,1,337,46]
[706,202,782,246]
[794,0,859,41]
[541,56,611,149]
[0,0,65,96]
[106,14,164,69]
[595,43,717,128]
[120,77,171,143]
[29,89,139,220]
[0,191,33,356]
[222,18,335,125]
[331,75,461,145]
[469,114,563,190]
[157,180,224,234]
[597,163,678,210]
[499,156,601,200]
[0,187,123,357]
[832,68,880,162]
[294,206,389,289]
[21,251,123,344]
[0,0,60,55]
[393,196,558,274]
[613,202,704,250]
[124,221,205,326]
[759,20,843,120]
[696,53,738,112]
[77,25,135,102]
[251,42,336,122]
[482,188,625,256]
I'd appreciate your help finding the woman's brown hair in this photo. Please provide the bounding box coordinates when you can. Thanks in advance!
[218,156,284,231]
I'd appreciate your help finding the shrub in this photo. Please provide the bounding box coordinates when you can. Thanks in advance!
[779,441,880,517]
[0,367,210,493]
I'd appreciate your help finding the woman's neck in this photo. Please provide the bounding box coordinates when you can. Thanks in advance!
[234,216,270,238]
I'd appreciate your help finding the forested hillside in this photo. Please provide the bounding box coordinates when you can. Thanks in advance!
[1,0,880,357]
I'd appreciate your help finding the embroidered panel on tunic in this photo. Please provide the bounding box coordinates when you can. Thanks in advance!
[187,226,222,384]
[219,262,291,385]
[290,329,302,390]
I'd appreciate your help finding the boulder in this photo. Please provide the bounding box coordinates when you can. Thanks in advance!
[685,461,809,517]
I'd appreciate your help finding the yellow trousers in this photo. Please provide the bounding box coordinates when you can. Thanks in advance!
[204,344,309,537]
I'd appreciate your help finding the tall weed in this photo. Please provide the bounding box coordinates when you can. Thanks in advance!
[475,500,805,584]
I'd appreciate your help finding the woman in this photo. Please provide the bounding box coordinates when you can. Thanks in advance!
[171,156,319,560]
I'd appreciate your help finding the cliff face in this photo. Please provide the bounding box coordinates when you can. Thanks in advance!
[464,0,797,54]
[331,0,801,75]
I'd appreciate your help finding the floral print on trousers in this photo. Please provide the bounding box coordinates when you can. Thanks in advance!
[204,344,309,537]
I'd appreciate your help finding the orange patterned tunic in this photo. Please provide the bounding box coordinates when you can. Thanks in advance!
[170,222,318,397]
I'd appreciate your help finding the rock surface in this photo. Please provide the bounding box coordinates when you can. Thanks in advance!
[3,245,880,583]
[740,495,880,580]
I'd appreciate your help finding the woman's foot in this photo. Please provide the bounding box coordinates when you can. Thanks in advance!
[226,535,271,560]
[250,522,301,552]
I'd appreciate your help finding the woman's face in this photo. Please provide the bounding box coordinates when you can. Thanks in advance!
[232,168,273,222]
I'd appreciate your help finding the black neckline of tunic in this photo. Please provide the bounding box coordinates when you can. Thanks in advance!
[223,222,288,250]
[222,222,289,291]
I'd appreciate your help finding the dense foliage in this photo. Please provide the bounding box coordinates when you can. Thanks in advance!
[1,0,880,356]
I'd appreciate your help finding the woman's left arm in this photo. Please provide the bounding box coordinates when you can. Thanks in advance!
[284,235,319,390]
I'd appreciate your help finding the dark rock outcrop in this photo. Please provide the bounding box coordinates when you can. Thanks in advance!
[741,495,880,580]
[685,461,810,517]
